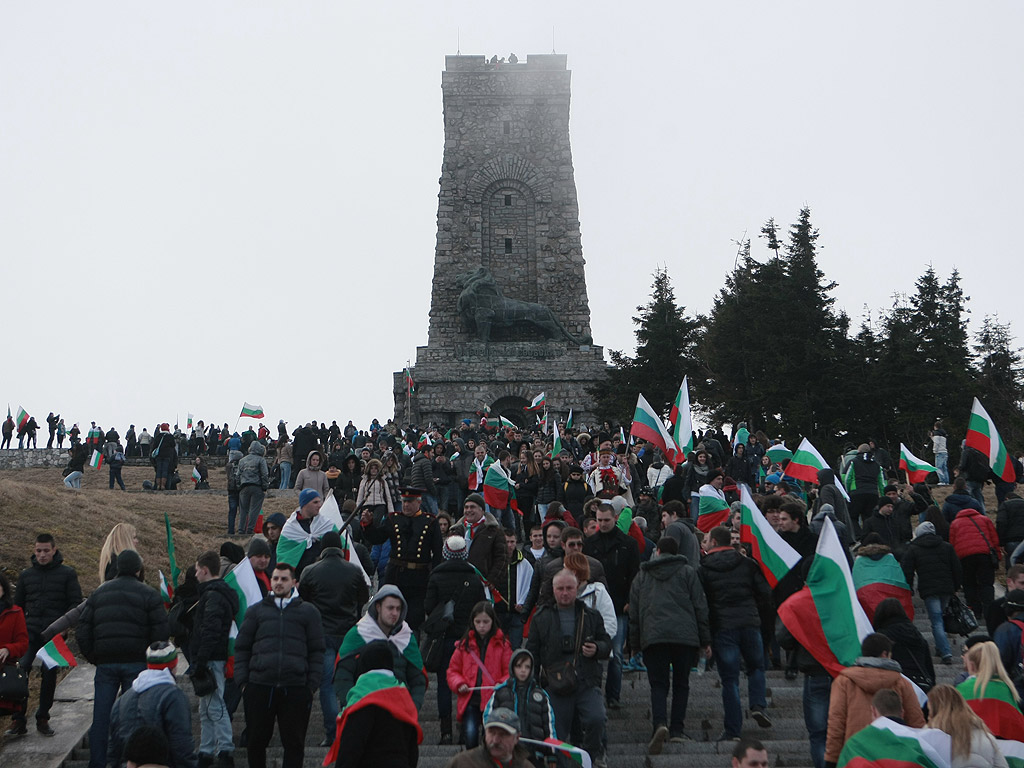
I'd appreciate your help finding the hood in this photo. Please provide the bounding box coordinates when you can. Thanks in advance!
[228,449,243,463]
[857,543,892,560]
[248,441,266,456]
[641,553,690,579]
[856,656,903,673]
[306,451,326,469]
[812,506,837,522]
[132,667,176,693]
[366,584,408,628]
[701,548,745,573]
[911,533,943,548]
[817,468,835,485]
[841,660,905,694]
[508,647,535,678]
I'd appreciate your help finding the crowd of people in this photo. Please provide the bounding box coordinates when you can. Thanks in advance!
[3,413,1024,768]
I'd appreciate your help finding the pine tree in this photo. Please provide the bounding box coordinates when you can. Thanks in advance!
[974,315,1024,446]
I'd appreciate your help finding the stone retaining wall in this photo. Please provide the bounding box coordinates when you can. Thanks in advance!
[0,448,68,469]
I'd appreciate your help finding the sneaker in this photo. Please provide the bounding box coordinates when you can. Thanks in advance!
[648,725,669,755]
[716,731,741,742]
[669,733,693,743]
[751,708,773,728]
[606,698,621,710]
[3,722,27,738]
[784,668,798,680]
[942,656,953,665]
[36,720,55,737]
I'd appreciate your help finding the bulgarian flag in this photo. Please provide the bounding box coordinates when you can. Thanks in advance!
[733,425,750,449]
[323,670,423,766]
[566,409,574,431]
[956,678,1024,741]
[837,716,951,768]
[767,443,793,464]
[158,570,174,606]
[525,391,546,411]
[540,411,549,435]
[778,516,873,677]
[164,512,181,587]
[186,414,193,430]
[697,485,730,533]
[469,456,493,491]
[89,450,103,469]
[739,484,801,588]
[224,556,266,654]
[668,377,695,457]
[998,739,1024,768]
[898,442,938,484]
[629,394,678,468]
[499,416,516,430]
[278,496,371,585]
[417,432,432,450]
[16,406,29,431]
[335,614,426,695]
[484,462,519,514]
[966,397,1015,482]
[239,402,264,419]
[192,467,202,484]
[787,437,851,500]
[852,552,914,622]
[523,737,592,768]
[404,367,416,394]
[550,430,563,458]
[36,635,77,669]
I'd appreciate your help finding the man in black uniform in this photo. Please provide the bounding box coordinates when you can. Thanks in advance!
[360,486,443,629]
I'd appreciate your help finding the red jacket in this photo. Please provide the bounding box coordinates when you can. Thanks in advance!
[0,604,28,713]
[446,629,512,720]
[950,508,1000,558]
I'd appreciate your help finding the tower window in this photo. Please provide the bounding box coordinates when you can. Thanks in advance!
[503,121,510,135]
[504,238,513,254]
[504,194,512,206]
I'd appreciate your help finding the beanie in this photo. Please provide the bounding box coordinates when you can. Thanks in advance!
[116,549,143,576]
[265,512,287,529]
[443,535,469,561]
[145,641,178,670]
[321,531,343,550]
[247,538,271,558]
[219,541,245,565]
[464,493,485,510]
[299,488,322,508]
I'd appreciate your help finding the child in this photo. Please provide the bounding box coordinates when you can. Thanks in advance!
[447,601,512,748]
[485,648,558,768]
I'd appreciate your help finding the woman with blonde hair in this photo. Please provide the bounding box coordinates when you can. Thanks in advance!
[927,684,1007,767]
[956,641,1024,740]
[98,523,140,583]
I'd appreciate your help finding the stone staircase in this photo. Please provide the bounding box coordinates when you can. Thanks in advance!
[55,595,969,768]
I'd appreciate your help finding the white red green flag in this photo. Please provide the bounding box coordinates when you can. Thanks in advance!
[499,416,516,430]
[36,635,77,669]
[997,739,1024,768]
[469,456,494,491]
[541,411,549,435]
[192,467,202,483]
[668,377,694,457]
[778,516,873,677]
[239,402,264,419]
[277,496,371,586]
[417,432,432,450]
[852,553,915,622]
[786,437,850,500]
[697,485,730,533]
[733,426,750,449]
[16,406,29,431]
[521,737,591,768]
[550,430,563,458]
[565,409,574,430]
[324,670,423,766]
[484,462,519,514]
[898,443,938,484]
[629,394,678,468]
[739,485,801,588]
[158,569,174,606]
[767,443,793,463]
[404,367,416,394]
[966,397,1015,482]
[525,392,546,411]
[89,450,103,469]
[186,414,193,430]
[223,556,265,653]
[837,716,951,768]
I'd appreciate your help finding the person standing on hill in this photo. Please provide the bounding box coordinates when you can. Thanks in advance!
[1,413,14,449]
[235,441,269,536]
[844,444,886,537]
[151,424,178,491]
[7,534,82,739]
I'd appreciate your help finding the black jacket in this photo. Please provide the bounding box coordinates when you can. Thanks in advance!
[876,616,936,689]
[234,591,325,689]
[526,600,612,690]
[582,527,640,613]
[777,622,829,677]
[190,578,239,666]
[78,576,169,664]
[861,510,912,557]
[14,552,82,634]
[998,496,1024,545]
[334,701,419,768]
[408,455,436,495]
[900,533,962,599]
[423,560,486,640]
[699,548,771,631]
[297,548,369,637]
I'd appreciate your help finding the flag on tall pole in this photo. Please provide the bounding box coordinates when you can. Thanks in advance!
[898,443,939,484]
[541,410,549,435]
[186,414,193,430]
[404,367,416,394]
[738,485,801,588]
[239,402,264,419]
[778,517,873,677]
[966,397,1015,482]
[164,512,180,588]
[668,377,695,457]
[525,392,546,412]
[786,437,851,500]
[629,394,678,468]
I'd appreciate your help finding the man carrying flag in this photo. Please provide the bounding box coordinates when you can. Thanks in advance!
[697,470,730,533]
[484,451,519,534]
[469,443,495,492]
[277,489,333,577]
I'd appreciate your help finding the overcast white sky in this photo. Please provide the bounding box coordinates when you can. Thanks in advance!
[3,2,1021,435]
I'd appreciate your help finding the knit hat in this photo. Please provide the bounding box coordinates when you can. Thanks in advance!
[145,641,178,670]
[247,538,271,558]
[464,493,485,510]
[443,535,469,561]
[321,531,343,550]
[116,549,143,576]
[914,522,936,539]
[299,488,322,508]
[265,512,287,529]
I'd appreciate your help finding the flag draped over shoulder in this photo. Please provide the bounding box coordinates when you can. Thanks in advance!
[852,552,914,622]
[323,670,423,766]
[277,497,371,586]
[837,716,951,768]
[739,485,801,588]
[956,678,1024,741]
[899,443,938,483]
[778,517,873,677]
[697,485,729,533]
[484,463,519,514]
[336,615,424,680]
[629,394,677,468]
[967,397,1015,482]
[997,738,1024,768]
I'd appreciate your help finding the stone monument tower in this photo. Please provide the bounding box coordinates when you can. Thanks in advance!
[394,54,607,427]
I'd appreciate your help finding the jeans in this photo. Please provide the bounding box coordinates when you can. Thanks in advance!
[499,610,525,650]
[278,462,292,490]
[238,486,265,534]
[199,660,233,755]
[109,466,125,490]
[549,685,606,761]
[689,493,699,518]
[804,674,832,768]
[320,635,342,740]
[437,484,452,513]
[16,632,57,723]
[463,705,483,748]
[935,452,949,484]
[435,638,458,719]
[243,684,312,768]
[63,471,83,488]
[227,492,239,534]
[923,595,952,659]
[713,626,767,737]
[420,493,439,516]
[966,480,986,508]
[606,614,628,703]
[89,662,145,768]
[644,643,697,735]
[488,504,516,533]
[962,553,996,616]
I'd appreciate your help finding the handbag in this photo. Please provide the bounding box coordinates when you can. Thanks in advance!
[965,514,1001,569]
[421,579,473,673]
[189,664,216,697]
[943,593,979,636]
[544,607,585,696]
[0,665,29,702]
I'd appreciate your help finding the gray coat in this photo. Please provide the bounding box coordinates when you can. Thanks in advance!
[236,441,270,491]
[629,554,710,650]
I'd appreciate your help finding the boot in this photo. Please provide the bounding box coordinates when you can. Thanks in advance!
[216,750,235,768]
[438,716,453,745]
[197,754,216,768]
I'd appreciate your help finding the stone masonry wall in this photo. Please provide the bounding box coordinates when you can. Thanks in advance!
[0,448,69,469]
